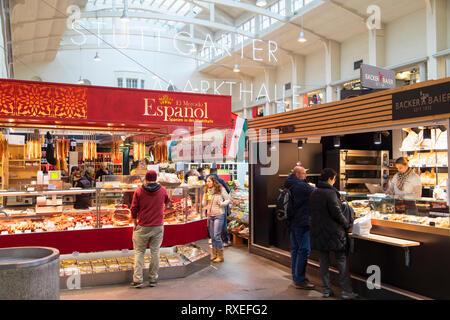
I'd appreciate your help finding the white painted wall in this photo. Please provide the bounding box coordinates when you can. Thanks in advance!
[340,32,368,81]
[447,0,450,48]
[275,62,292,100]
[385,8,427,66]
[304,49,326,91]
[0,19,7,78]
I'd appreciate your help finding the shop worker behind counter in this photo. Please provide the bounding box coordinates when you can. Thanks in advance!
[130,170,171,289]
[284,166,315,290]
[386,156,421,199]
[95,162,113,182]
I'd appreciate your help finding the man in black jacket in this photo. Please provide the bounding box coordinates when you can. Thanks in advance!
[309,168,357,299]
[284,166,315,290]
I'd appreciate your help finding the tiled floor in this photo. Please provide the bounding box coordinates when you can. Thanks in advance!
[61,240,334,300]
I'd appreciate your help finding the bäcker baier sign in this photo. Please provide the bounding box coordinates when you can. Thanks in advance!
[360,64,396,89]
[392,82,450,120]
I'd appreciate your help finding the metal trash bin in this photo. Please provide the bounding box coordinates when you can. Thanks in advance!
[0,247,60,300]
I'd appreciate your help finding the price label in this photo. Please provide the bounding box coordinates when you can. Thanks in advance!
[68,227,74,231]
[35,229,43,233]
[15,230,23,234]
[27,188,35,192]
[86,216,93,220]
[128,223,134,227]
[102,225,113,228]
[72,251,79,257]
[24,230,32,234]
[1,231,9,235]
[132,184,138,188]
[68,217,74,221]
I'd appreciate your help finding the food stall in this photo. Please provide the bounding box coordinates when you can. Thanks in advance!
[0,78,231,285]
[247,77,450,299]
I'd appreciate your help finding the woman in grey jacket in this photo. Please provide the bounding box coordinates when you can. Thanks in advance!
[203,175,230,263]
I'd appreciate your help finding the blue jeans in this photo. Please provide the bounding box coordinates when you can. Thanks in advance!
[209,214,225,250]
[221,205,230,243]
[290,226,311,285]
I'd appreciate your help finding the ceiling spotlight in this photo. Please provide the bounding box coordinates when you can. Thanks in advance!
[423,128,431,141]
[298,140,303,149]
[256,0,267,7]
[333,136,340,148]
[373,132,382,145]
[233,64,240,73]
[93,52,101,62]
[298,31,307,43]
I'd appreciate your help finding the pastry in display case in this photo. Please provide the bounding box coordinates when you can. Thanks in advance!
[345,193,450,232]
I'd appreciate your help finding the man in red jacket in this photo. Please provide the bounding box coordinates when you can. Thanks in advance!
[130,170,170,288]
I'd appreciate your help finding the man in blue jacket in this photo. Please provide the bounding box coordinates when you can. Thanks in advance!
[284,166,315,290]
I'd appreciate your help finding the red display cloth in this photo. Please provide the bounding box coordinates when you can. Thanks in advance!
[0,219,207,254]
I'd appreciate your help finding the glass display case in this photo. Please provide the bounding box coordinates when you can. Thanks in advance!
[341,192,450,235]
[98,175,206,227]
[0,176,207,235]
[0,189,97,234]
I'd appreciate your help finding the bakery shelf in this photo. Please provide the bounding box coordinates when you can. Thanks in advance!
[400,148,448,152]
[372,219,450,236]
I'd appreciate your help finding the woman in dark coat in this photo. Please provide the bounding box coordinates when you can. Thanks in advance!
[309,168,357,299]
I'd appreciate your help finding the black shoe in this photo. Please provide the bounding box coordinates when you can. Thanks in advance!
[130,282,145,288]
[149,281,157,287]
[293,282,315,290]
[342,291,359,300]
[322,290,334,298]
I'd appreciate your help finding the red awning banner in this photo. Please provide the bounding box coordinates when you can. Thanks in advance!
[0,79,231,130]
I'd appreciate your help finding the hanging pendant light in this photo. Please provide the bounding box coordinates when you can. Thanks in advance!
[373,132,382,145]
[256,0,267,7]
[423,128,432,141]
[298,30,307,43]
[233,64,240,73]
[121,0,129,23]
[297,140,303,149]
[333,136,340,148]
[93,52,101,61]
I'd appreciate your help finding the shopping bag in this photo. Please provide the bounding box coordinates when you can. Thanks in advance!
[352,215,372,236]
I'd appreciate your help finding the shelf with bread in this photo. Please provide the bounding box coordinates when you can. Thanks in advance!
[400,128,448,196]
